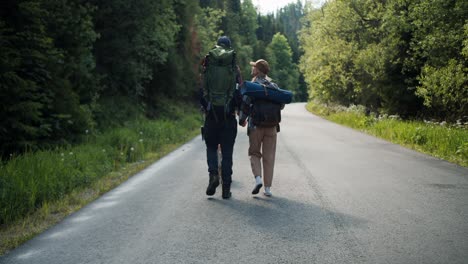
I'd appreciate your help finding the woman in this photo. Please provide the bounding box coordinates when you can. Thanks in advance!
[239,59,282,197]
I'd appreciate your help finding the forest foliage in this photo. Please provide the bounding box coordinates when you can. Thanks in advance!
[2,0,465,157]
[300,0,467,121]
[0,0,305,157]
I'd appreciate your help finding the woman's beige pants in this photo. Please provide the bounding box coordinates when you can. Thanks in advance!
[248,126,277,187]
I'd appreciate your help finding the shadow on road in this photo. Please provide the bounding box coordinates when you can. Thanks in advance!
[208,195,367,243]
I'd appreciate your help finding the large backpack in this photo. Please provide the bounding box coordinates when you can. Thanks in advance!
[203,45,237,119]
[251,99,282,127]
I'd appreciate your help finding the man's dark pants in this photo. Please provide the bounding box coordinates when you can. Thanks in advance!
[204,115,237,185]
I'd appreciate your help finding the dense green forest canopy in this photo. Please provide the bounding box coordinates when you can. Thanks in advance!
[0,0,466,157]
[300,0,467,120]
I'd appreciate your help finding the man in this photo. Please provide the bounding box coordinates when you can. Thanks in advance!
[200,36,242,199]
[239,59,283,197]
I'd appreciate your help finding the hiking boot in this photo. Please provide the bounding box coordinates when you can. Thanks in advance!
[252,176,263,195]
[206,173,219,196]
[222,184,231,199]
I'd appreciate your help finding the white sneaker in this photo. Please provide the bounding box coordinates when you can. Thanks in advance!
[264,187,272,196]
[252,176,263,195]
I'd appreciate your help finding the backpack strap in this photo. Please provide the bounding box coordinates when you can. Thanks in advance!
[262,84,269,97]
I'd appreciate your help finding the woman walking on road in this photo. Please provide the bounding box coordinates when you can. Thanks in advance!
[239,59,283,197]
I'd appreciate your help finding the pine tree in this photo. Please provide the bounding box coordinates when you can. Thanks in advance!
[266,33,301,101]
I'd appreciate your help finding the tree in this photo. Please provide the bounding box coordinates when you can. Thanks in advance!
[91,0,179,98]
[266,33,301,101]
[43,0,99,106]
[235,0,258,79]
[299,0,425,115]
[42,0,100,140]
[0,0,99,154]
[222,0,241,47]
[416,59,467,120]
[276,1,307,101]
[411,0,468,120]
[299,3,357,105]
[0,17,45,155]
[195,7,225,56]
[148,0,200,116]
[277,0,304,63]
[240,0,258,47]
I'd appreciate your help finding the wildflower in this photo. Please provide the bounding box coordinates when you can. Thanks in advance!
[69,152,74,155]
[139,139,143,142]
[139,131,143,135]
[61,158,64,162]
[120,152,124,156]
[85,129,89,134]
[130,147,134,151]
[61,153,64,157]
[102,149,106,152]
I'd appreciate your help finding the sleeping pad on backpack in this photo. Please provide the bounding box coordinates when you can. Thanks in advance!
[240,81,293,104]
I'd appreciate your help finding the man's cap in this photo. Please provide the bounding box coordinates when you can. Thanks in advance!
[250,59,270,75]
[217,36,231,48]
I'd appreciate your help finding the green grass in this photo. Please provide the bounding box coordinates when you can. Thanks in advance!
[0,102,202,254]
[306,102,468,167]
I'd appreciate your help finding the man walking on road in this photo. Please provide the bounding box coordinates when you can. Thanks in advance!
[200,36,243,199]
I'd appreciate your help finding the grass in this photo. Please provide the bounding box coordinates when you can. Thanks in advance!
[306,101,468,167]
[0,103,202,255]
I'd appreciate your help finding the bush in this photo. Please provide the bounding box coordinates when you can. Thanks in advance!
[416,60,468,121]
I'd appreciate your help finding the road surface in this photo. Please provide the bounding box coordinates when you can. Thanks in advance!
[1,103,467,264]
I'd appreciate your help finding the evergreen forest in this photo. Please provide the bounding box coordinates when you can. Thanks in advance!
[1,0,467,157]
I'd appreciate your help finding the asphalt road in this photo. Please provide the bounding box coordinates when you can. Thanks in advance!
[1,103,467,264]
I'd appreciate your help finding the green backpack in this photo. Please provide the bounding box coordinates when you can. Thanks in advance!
[203,45,237,116]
